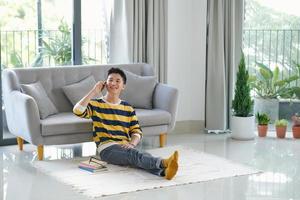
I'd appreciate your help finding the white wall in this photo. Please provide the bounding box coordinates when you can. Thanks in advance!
[167,0,207,121]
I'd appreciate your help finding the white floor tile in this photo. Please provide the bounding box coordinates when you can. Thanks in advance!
[1,132,300,200]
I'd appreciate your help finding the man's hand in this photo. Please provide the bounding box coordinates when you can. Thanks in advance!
[91,81,106,96]
[75,81,105,108]
[121,134,140,149]
[121,143,136,149]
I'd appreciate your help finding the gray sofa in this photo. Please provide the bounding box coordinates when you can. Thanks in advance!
[2,63,178,160]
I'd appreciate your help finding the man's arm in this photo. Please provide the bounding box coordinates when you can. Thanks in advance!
[130,134,141,146]
[73,81,105,116]
[122,109,143,149]
[77,81,105,107]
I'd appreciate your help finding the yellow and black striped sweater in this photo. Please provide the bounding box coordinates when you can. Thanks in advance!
[73,99,142,147]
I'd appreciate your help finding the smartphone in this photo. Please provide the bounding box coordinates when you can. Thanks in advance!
[101,81,106,91]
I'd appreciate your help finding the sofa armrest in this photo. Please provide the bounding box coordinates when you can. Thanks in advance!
[9,90,42,145]
[153,83,178,132]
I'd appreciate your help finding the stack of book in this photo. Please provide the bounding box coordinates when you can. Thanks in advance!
[78,156,108,173]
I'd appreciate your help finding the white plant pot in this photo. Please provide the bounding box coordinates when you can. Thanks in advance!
[231,115,255,140]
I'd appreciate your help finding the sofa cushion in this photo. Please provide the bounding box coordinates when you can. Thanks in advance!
[121,71,157,109]
[134,109,171,127]
[21,81,58,119]
[62,75,97,105]
[41,109,171,136]
[41,112,93,136]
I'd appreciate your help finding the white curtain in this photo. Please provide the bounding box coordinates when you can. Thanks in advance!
[205,0,244,130]
[109,1,130,63]
[109,0,168,83]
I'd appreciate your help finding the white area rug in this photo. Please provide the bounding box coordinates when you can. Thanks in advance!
[33,146,259,198]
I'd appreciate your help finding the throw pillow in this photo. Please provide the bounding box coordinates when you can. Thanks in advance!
[21,81,58,119]
[121,71,157,109]
[62,75,97,105]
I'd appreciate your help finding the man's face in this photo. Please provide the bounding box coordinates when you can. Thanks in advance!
[106,73,125,95]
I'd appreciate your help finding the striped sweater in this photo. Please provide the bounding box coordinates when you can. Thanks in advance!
[73,98,142,147]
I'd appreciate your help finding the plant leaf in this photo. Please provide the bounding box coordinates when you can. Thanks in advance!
[10,52,23,68]
[256,62,273,80]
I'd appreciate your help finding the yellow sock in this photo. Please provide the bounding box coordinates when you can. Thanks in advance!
[164,157,178,180]
[162,151,178,168]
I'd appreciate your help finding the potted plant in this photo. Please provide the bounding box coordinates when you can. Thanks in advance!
[231,52,254,140]
[275,119,288,138]
[291,113,300,138]
[40,19,95,66]
[256,112,270,137]
[249,63,300,122]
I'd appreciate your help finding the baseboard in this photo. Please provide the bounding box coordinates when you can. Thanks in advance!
[172,120,205,134]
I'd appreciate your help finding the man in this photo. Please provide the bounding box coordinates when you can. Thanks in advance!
[73,67,178,180]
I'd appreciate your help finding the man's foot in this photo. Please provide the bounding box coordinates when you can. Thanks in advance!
[162,151,179,180]
[164,158,178,180]
[162,151,178,168]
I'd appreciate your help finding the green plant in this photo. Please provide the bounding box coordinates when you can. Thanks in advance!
[232,52,254,117]
[294,63,300,99]
[41,19,72,65]
[275,119,288,127]
[10,52,24,68]
[248,62,300,99]
[256,112,270,125]
[39,19,97,66]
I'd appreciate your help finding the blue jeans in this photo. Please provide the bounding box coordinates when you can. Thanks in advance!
[99,144,164,176]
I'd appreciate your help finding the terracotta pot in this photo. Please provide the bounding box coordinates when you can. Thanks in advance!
[257,125,268,137]
[292,126,300,139]
[276,126,287,138]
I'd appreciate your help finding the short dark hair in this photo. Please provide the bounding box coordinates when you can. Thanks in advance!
[107,67,127,84]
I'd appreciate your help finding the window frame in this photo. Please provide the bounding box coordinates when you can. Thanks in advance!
[0,0,82,146]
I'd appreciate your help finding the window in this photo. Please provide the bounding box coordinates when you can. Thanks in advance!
[0,0,112,144]
[243,0,300,132]
[81,0,112,64]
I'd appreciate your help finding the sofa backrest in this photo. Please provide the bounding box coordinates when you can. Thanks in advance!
[3,63,154,112]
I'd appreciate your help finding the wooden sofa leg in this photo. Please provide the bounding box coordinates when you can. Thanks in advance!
[37,145,44,160]
[159,133,167,147]
[17,137,24,151]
